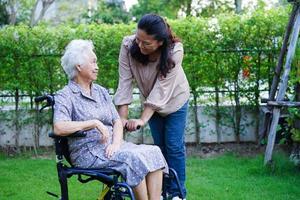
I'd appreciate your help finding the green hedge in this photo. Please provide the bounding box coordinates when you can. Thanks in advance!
[0,7,289,98]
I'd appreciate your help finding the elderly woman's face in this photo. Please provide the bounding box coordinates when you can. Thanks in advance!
[77,50,98,82]
[135,29,163,55]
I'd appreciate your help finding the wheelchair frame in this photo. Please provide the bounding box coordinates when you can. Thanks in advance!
[35,95,184,200]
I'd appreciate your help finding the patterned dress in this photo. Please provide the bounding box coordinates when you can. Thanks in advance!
[53,81,168,187]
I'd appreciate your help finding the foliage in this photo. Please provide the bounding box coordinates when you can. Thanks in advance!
[130,0,237,20]
[287,108,300,142]
[195,0,236,17]
[82,0,131,24]
[130,0,172,20]
[0,0,36,26]
[17,0,36,24]
[287,42,300,142]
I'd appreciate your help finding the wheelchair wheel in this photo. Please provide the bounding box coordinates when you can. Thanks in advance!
[103,190,127,200]
[103,190,113,200]
[101,181,134,200]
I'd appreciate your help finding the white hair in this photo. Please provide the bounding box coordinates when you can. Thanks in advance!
[61,39,95,80]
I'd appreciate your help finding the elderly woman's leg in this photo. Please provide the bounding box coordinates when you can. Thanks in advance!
[133,179,148,200]
[146,169,163,200]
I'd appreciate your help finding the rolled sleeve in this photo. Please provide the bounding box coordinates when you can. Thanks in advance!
[114,37,134,106]
[144,44,184,111]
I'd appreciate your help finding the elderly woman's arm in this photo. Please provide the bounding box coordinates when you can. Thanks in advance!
[105,119,123,158]
[54,120,109,143]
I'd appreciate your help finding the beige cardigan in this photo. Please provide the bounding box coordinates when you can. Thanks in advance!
[114,35,190,116]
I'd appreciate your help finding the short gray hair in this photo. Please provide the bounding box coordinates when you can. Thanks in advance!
[61,39,95,80]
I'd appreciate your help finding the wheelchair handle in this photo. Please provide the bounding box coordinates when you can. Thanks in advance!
[124,123,141,131]
[35,95,55,112]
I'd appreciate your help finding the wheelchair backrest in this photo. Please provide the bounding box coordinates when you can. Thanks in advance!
[35,95,74,166]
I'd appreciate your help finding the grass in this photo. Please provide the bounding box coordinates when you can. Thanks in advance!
[186,153,300,200]
[0,152,300,200]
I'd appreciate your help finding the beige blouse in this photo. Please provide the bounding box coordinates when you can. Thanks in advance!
[114,35,190,116]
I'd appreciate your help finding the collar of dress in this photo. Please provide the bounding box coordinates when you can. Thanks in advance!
[68,80,98,102]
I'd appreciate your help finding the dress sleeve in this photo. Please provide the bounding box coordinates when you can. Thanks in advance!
[53,91,72,123]
[144,43,184,111]
[114,37,134,106]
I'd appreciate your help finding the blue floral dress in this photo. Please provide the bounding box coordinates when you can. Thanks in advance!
[53,81,168,187]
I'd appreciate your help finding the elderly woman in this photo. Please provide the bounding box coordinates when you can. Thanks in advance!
[53,39,168,200]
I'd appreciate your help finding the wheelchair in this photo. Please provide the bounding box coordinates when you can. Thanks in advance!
[35,95,184,200]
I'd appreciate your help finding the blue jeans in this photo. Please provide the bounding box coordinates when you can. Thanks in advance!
[148,101,188,198]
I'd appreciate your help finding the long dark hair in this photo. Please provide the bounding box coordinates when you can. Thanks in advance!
[130,14,180,77]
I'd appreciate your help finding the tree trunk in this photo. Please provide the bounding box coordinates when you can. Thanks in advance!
[30,0,55,27]
[234,80,241,143]
[214,55,221,143]
[235,0,242,14]
[33,102,40,157]
[14,88,20,153]
[192,89,200,145]
[215,86,221,143]
[254,52,262,143]
[6,0,17,25]
[185,0,192,16]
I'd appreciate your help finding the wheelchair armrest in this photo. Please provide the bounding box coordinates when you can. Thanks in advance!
[49,130,87,139]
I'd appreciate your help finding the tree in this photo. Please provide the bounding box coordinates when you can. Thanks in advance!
[130,0,238,19]
[0,1,9,25]
[130,0,194,20]
[1,0,17,25]
[235,0,242,13]
[168,0,235,18]
[83,0,131,24]
[0,0,54,26]
[194,0,235,17]
[30,0,55,27]
[166,0,193,16]
[130,0,167,20]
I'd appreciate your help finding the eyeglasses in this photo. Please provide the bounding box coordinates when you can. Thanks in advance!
[135,37,153,49]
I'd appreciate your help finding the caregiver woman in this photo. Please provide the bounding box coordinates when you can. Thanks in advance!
[114,13,190,200]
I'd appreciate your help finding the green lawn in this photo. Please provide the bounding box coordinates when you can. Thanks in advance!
[0,152,300,200]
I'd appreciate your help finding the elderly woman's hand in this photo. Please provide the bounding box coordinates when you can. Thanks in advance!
[94,120,109,143]
[126,119,145,132]
[105,142,121,158]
